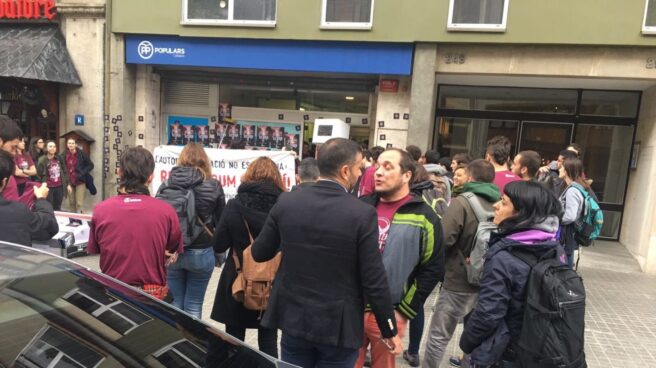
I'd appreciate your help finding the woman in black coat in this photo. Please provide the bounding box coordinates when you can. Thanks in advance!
[211,156,285,358]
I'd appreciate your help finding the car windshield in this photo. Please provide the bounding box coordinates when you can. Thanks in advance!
[0,242,289,368]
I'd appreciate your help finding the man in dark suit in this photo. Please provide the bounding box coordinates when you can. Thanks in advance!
[0,150,58,246]
[253,138,401,368]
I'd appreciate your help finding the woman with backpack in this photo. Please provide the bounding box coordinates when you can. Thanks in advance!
[161,143,225,318]
[558,158,588,269]
[210,156,286,358]
[459,181,568,367]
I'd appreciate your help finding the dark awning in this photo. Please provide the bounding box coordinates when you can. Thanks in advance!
[0,24,82,86]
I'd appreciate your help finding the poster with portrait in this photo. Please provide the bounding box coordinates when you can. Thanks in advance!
[167,116,208,146]
[238,121,302,156]
[196,125,210,146]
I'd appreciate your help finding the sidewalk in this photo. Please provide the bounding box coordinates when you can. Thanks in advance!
[76,240,656,367]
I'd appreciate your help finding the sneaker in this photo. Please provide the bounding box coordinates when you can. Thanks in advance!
[403,350,420,367]
[448,355,463,367]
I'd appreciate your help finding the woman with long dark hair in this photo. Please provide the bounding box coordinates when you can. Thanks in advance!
[211,156,286,358]
[558,158,588,268]
[162,143,225,318]
[28,136,45,163]
[459,181,565,367]
[36,140,68,211]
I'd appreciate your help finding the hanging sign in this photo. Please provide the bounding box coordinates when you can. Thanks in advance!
[0,0,57,20]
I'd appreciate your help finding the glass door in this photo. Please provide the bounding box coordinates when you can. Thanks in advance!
[518,121,574,165]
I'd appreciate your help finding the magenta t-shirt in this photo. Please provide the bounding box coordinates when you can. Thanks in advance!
[494,170,521,194]
[87,194,183,286]
[376,194,412,252]
[14,153,34,185]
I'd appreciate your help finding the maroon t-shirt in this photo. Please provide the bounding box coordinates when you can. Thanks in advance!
[87,194,183,286]
[376,194,412,252]
[494,170,521,194]
[66,150,79,186]
[14,153,34,185]
[46,158,63,188]
[358,166,376,197]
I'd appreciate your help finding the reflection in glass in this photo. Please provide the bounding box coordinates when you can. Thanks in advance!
[234,0,276,21]
[452,0,504,24]
[435,117,518,159]
[325,0,372,23]
[438,86,577,114]
[575,125,633,204]
[580,91,640,117]
[187,0,229,20]
[519,122,573,164]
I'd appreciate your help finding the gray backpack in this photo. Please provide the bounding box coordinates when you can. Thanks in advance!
[459,192,497,286]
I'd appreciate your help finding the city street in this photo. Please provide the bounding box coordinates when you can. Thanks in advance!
[73,240,656,368]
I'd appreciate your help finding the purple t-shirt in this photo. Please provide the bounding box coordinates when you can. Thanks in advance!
[87,194,183,286]
[46,158,63,188]
[494,170,521,194]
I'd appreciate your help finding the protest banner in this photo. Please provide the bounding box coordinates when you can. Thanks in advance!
[152,146,296,200]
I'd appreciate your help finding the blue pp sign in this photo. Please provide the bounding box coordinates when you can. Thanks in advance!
[74,114,84,126]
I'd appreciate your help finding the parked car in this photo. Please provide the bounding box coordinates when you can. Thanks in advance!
[0,241,296,368]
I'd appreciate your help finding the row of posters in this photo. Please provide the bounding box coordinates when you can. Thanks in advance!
[167,116,302,154]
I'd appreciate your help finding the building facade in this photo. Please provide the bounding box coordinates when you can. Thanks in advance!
[102,0,656,271]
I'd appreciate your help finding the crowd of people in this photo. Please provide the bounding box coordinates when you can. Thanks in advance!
[0,111,592,368]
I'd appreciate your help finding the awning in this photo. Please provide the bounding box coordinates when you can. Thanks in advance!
[0,24,81,85]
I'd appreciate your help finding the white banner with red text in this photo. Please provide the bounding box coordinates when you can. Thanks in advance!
[152,145,296,200]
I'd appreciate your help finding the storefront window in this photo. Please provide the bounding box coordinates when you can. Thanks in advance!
[321,0,374,29]
[580,91,640,117]
[438,86,578,114]
[220,85,370,114]
[448,0,509,31]
[184,0,276,25]
[434,117,518,159]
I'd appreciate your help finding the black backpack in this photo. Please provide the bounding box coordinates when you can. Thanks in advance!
[510,247,587,368]
[156,181,210,247]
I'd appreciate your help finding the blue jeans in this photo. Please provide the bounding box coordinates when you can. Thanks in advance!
[167,247,215,318]
[281,333,359,368]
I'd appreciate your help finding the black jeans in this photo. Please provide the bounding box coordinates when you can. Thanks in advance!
[281,333,359,368]
[47,185,64,211]
[225,324,278,358]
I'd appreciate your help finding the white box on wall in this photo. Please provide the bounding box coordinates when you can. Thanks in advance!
[312,119,350,144]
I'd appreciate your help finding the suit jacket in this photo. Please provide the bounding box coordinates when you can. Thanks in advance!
[252,180,397,349]
[0,196,58,246]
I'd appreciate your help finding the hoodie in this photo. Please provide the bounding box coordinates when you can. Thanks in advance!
[460,216,565,366]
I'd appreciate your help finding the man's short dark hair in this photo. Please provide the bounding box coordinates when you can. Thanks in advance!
[424,149,440,164]
[467,159,495,183]
[405,145,422,162]
[0,150,14,188]
[317,138,361,178]
[369,146,385,162]
[438,157,452,172]
[0,115,23,143]
[486,136,512,165]
[559,149,578,160]
[299,158,319,183]
[517,150,541,178]
[119,147,155,194]
[385,148,416,182]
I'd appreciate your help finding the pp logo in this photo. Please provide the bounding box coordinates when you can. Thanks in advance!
[138,41,154,60]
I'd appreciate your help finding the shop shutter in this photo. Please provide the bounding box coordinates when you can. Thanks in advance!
[164,81,210,107]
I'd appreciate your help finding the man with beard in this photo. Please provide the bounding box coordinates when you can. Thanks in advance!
[252,138,401,368]
[358,148,445,368]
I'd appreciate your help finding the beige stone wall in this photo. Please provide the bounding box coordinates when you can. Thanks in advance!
[57,2,106,211]
[135,66,161,151]
[435,45,656,80]
[622,86,656,273]
[373,77,412,149]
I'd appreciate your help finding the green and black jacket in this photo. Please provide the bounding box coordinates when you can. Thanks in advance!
[361,194,445,319]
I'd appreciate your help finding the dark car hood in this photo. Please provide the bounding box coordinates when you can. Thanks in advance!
[0,242,296,368]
